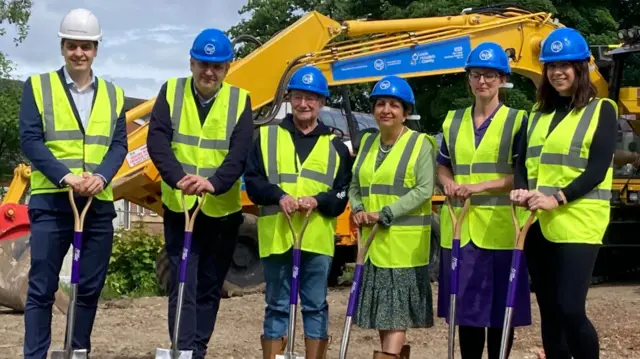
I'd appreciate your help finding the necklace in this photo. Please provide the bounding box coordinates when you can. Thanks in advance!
[379,126,406,154]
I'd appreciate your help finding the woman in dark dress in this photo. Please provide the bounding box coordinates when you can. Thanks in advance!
[436,42,532,359]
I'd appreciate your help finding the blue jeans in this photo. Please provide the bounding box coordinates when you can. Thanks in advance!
[262,249,332,340]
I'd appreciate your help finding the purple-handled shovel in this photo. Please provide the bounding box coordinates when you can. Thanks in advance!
[276,208,312,359]
[156,193,204,359]
[51,188,92,359]
[498,204,536,359]
[446,197,471,359]
[338,223,379,359]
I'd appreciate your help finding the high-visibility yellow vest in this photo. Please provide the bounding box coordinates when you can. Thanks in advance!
[525,98,616,244]
[29,71,124,202]
[440,105,530,250]
[353,129,435,268]
[256,125,340,258]
[160,77,248,218]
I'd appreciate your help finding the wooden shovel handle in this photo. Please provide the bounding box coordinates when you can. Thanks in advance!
[355,224,379,265]
[181,193,205,232]
[285,208,313,249]
[510,203,537,250]
[445,197,471,239]
[68,187,92,232]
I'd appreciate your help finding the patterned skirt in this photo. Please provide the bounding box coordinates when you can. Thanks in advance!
[354,261,434,330]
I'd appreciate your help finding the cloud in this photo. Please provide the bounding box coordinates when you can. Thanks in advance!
[0,0,249,98]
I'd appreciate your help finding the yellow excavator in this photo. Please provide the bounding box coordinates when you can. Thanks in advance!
[1,5,638,312]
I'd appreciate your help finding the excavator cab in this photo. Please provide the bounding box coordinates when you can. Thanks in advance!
[589,28,640,282]
[599,29,640,202]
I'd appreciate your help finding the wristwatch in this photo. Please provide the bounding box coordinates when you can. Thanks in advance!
[553,192,565,205]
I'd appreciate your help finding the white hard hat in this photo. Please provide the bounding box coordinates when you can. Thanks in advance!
[58,8,102,41]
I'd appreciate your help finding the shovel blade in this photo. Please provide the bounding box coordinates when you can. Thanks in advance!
[275,353,304,359]
[50,349,88,359]
[155,348,193,359]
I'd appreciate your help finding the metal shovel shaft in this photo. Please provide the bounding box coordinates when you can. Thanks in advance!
[339,224,377,359]
[51,190,91,359]
[499,205,536,359]
[65,231,83,351]
[499,248,522,359]
[156,193,202,359]
[285,247,302,356]
[445,197,470,359]
[282,210,311,358]
[448,237,461,359]
[339,263,364,359]
[339,316,353,359]
[171,229,192,358]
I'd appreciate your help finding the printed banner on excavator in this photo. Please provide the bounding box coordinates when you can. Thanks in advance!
[330,36,471,81]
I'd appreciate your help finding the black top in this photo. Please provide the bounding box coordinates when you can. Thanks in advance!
[244,114,353,218]
[514,95,618,202]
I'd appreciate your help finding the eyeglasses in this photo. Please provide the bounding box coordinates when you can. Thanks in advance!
[290,94,320,104]
[468,71,500,83]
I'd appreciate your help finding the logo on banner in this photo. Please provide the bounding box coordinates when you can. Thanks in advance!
[374,59,385,71]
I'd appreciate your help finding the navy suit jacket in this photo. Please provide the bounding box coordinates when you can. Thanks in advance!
[19,67,128,216]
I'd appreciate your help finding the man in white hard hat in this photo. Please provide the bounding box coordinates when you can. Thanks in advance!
[18,8,127,359]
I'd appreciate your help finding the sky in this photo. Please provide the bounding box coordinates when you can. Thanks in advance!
[1,0,249,99]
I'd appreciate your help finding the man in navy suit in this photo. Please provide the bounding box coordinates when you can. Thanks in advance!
[18,8,127,359]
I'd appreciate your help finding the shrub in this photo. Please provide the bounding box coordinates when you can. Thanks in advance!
[103,222,165,299]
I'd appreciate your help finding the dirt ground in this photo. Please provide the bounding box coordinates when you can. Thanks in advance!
[0,283,638,359]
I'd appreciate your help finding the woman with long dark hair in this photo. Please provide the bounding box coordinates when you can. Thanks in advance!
[511,27,618,359]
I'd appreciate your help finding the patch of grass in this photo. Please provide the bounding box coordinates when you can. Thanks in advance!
[338,263,355,285]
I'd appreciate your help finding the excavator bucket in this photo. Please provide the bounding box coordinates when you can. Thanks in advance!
[0,233,69,314]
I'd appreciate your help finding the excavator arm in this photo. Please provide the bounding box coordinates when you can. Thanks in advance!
[1,5,638,311]
[113,5,614,216]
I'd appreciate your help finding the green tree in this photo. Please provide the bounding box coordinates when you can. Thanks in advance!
[0,79,23,181]
[0,0,32,78]
[228,0,624,133]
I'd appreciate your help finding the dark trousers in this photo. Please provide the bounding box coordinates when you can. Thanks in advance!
[23,208,114,359]
[163,206,241,359]
[525,222,600,359]
[459,326,514,359]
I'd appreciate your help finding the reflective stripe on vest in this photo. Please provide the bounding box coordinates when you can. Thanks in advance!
[354,129,433,268]
[29,71,122,202]
[440,105,530,250]
[160,78,247,218]
[525,98,616,244]
[256,125,340,258]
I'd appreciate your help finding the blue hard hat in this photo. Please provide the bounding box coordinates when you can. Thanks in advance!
[540,27,591,63]
[286,66,330,98]
[190,28,234,63]
[465,42,511,75]
[369,75,415,105]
